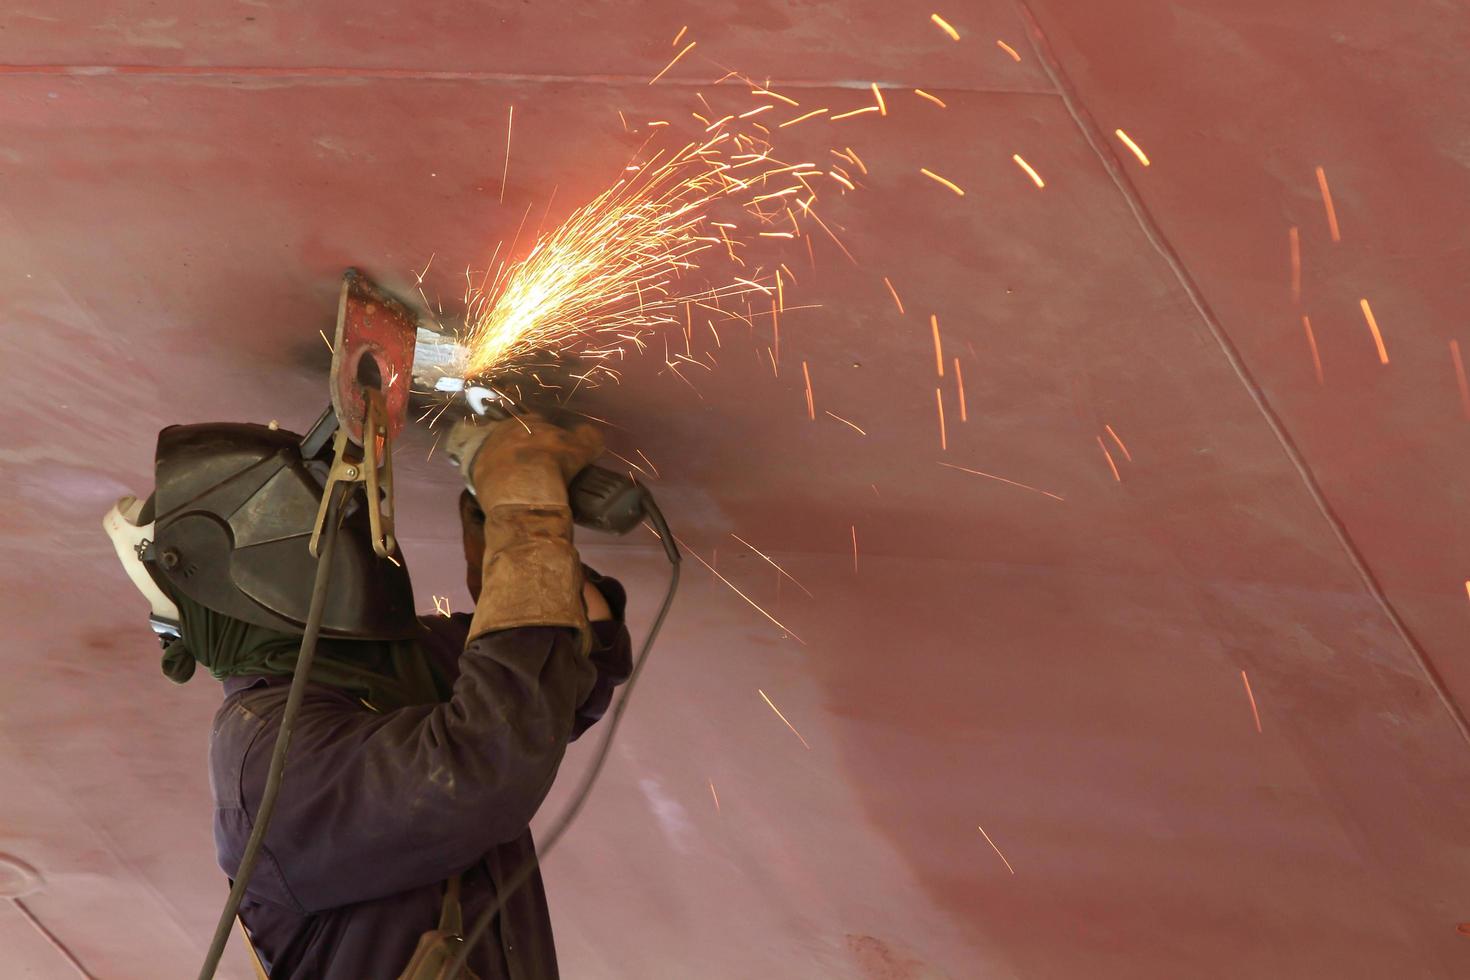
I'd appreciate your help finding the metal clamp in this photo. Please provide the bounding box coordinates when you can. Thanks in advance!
[309,387,396,558]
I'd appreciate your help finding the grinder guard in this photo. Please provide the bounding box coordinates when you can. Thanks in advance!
[148,420,418,640]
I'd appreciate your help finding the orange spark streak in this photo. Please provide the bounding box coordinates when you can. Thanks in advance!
[831,105,881,121]
[779,107,829,127]
[318,328,334,353]
[759,231,795,238]
[1453,340,1470,420]
[753,87,799,106]
[758,689,811,749]
[1012,154,1045,188]
[617,109,628,132]
[850,524,858,573]
[1104,424,1132,461]
[931,314,945,376]
[883,276,905,314]
[828,170,857,190]
[739,104,774,118]
[996,39,1021,61]
[635,448,660,478]
[844,146,869,174]
[1097,436,1122,482]
[650,40,696,85]
[824,409,867,435]
[871,82,887,115]
[1315,165,1341,242]
[914,88,948,108]
[1302,314,1324,385]
[938,461,1065,502]
[671,25,687,46]
[1288,226,1301,304]
[930,13,961,41]
[1465,580,1470,604]
[709,779,720,813]
[976,824,1016,875]
[730,532,813,596]
[681,539,805,642]
[802,360,815,419]
[1359,298,1389,364]
[1113,129,1150,166]
[499,104,514,202]
[954,358,968,421]
[920,168,965,196]
[1241,670,1262,733]
[935,387,948,451]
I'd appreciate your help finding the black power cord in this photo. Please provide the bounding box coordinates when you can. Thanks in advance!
[197,482,349,980]
[447,494,681,973]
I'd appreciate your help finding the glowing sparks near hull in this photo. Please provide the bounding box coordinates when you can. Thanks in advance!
[1113,129,1150,166]
[914,88,947,108]
[976,824,1016,875]
[1302,314,1324,385]
[1241,670,1263,733]
[938,461,1064,502]
[1359,298,1389,364]
[1097,436,1122,482]
[996,39,1021,61]
[759,689,812,749]
[1315,165,1341,242]
[1012,154,1045,188]
[930,13,961,41]
[920,168,965,196]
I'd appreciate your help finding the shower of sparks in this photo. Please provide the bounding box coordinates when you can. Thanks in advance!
[1097,436,1122,482]
[499,105,514,203]
[939,460,1065,502]
[1302,314,1324,385]
[1012,154,1045,188]
[1359,298,1389,364]
[1113,129,1150,166]
[709,779,720,812]
[883,276,905,313]
[914,89,947,108]
[935,387,948,451]
[730,532,813,597]
[650,40,697,84]
[681,537,806,643]
[802,360,815,419]
[1288,226,1301,304]
[432,595,452,617]
[758,689,812,749]
[1315,166,1341,242]
[920,168,965,196]
[1452,340,1470,420]
[954,358,968,421]
[976,824,1016,875]
[930,13,961,41]
[931,314,945,376]
[825,409,867,435]
[996,39,1022,61]
[870,83,887,116]
[850,524,859,573]
[1104,424,1132,461]
[458,76,858,380]
[1240,670,1263,733]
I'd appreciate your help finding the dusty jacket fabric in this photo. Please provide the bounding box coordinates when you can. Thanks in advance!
[212,587,632,979]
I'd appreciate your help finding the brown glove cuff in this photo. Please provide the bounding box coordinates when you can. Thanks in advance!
[468,505,590,648]
[471,450,570,510]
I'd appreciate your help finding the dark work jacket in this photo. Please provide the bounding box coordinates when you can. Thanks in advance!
[211,581,632,980]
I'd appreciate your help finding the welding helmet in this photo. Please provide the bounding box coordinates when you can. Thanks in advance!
[118,412,418,641]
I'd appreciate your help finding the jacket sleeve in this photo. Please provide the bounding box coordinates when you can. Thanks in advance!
[229,626,597,912]
[573,567,634,741]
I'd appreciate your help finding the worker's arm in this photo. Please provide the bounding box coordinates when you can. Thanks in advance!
[220,414,611,912]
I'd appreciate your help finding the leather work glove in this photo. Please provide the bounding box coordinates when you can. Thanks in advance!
[443,414,604,644]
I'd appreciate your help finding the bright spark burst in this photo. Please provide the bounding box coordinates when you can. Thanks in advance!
[758,688,812,749]
[930,13,961,41]
[458,71,856,380]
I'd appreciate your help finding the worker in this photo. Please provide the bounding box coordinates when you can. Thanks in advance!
[103,411,633,978]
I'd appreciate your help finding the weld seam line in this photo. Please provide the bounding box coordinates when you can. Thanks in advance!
[1012,0,1470,747]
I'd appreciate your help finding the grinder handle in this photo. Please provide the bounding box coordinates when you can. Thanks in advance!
[568,465,646,534]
